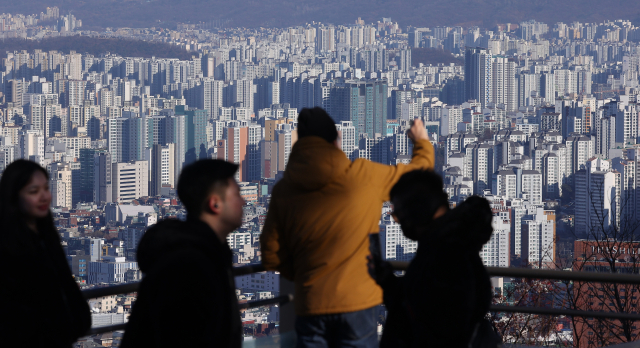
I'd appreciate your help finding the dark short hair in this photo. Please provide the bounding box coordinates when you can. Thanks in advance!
[177,159,238,217]
[297,107,338,143]
[390,170,449,235]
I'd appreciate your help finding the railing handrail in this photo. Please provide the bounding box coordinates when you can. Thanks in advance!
[86,263,640,301]
[82,263,277,336]
[388,261,640,285]
[88,323,127,336]
[489,304,640,321]
[87,294,292,336]
[83,262,640,337]
[82,263,268,300]
[388,261,640,321]
[234,263,267,276]
[238,294,293,310]
[83,282,140,300]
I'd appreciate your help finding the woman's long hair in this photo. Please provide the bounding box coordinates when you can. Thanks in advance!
[0,160,57,247]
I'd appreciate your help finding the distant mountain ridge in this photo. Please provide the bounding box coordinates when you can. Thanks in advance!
[0,37,192,60]
[2,0,640,29]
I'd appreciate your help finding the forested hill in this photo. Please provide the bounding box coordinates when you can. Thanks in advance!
[1,0,639,29]
[0,37,193,60]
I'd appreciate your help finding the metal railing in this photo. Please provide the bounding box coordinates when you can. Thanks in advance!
[83,264,267,300]
[389,261,640,321]
[85,262,640,337]
[84,263,281,336]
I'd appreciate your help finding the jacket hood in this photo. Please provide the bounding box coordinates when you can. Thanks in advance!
[136,219,223,273]
[428,196,494,251]
[284,136,351,191]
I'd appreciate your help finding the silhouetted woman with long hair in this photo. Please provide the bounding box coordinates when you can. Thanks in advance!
[0,160,91,347]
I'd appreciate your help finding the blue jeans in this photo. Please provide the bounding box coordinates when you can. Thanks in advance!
[295,306,378,348]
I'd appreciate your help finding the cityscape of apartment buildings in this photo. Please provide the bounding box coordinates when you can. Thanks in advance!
[4,6,640,347]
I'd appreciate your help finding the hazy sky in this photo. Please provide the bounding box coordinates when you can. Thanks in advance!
[2,0,640,29]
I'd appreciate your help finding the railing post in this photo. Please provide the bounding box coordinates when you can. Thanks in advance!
[279,278,296,334]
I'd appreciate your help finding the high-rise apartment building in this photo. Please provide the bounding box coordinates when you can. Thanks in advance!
[482,207,510,267]
[260,140,278,179]
[440,106,464,136]
[465,143,494,194]
[596,116,616,158]
[232,79,255,114]
[79,148,97,203]
[108,116,146,163]
[95,151,113,204]
[201,78,224,118]
[330,79,387,138]
[316,26,336,53]
[65,80,86,107]
[225,126,248,182]
[150,143,175,196]
[358,134,390,164]
[615,104,638,145]
[336,121,356,160]
[112,160,149,203]
[30,100,63,137]
[275,124,294,173]
[50,163,73,209]
[174,106,207,166]
[465,47,492,107]
[575,157,621,237]
[246,125,263,182]
[491,56,517,111]
[521,207,556,268]
[379,213,417,261]
[20,130,44,160]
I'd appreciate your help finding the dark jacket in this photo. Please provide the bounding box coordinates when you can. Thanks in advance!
[0,225,91,348]
[380,196,493,348]
[120,219,242,348]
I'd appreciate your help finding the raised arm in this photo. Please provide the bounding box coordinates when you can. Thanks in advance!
[366,119,435,201]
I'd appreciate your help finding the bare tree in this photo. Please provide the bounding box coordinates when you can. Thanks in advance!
[561,180,640,347]
[488,178,640,347]
[491,276,570,346]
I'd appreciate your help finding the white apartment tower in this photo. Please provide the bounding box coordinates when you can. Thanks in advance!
[574,158,621,237]
[481,212,510,267]
[202,78,224,118]
[466,143,493,194]
[20,130,45,160]
[50,163,73,209]
[491,56,517,111]
[379,214,418,261]
[112,161,149,203]
[521,207,556,268]
[615,104,638,145]
[336,121,356,160]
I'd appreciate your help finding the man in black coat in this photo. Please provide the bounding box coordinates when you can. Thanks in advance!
[121,160,245,348]
[369,170,494,348]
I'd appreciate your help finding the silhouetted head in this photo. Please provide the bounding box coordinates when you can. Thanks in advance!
[177,159,244,236]
[390,170,449,241]
[0,159,54,234]
[297,107,338,144]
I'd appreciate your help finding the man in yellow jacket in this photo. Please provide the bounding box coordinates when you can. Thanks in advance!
[261,107,434,347]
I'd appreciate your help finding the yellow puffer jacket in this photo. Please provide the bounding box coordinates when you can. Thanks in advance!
[261,136,435,316]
